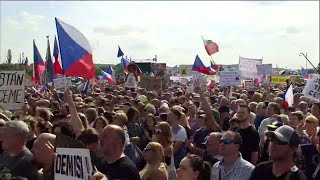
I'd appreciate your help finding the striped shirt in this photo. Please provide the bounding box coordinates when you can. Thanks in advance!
[211,153,254,180]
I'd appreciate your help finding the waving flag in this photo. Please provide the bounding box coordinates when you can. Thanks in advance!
[121,57,130,74]
[210,60,220,70]
[53,36,63,76]
[203,39,219,56]
[192,55,215,75]
[32,40,45,84]
[82,80,90,94]
[39,84,46,93]
[102,65,113,83]
[55,18,95,79]
[117,45,124,57]
[207,80,215,88]
[24,57,29,67]
[45,37,54,83]
[301,67,309,79]
[283,84,294,108]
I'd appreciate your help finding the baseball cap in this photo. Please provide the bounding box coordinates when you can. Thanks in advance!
[138,95,148,104]
[265,125,300,146]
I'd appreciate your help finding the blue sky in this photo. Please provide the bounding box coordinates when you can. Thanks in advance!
[0,1,319,69]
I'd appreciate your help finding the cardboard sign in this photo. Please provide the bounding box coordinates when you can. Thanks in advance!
[151,63,166,77]
[0,71,25,110]
[53,77,72,89]
[179,65,191,76]
[256,64,273,76]
[54,148,93,180]
[219,71,241,87]
[239,56,263,79]
[271,76,289,85]
[302,74,320,102]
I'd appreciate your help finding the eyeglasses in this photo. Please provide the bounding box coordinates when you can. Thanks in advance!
[269,137,289,145]
[219,139,237,145]
[154,129,162,135]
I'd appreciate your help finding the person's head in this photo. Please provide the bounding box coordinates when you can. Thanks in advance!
[52,122,76,139]
[256,102,267,117]
[311,102,320,118]
[99,125,126,157]
[77,128,99,152]
[36,107,52,122]
[144,103,156,117]
[236,105,250,122]
[177,154,211,180]
[285,106,295,116]
[85,108,98,123]
[248,102,258,114]
[218,106,230,122]
[2,121,30,153]
[267,102,281,117]
[32,133,56,168]
[266,125,299,162]
[206,132,222,155]
[303,115,318,135]
[274,97,284,109]
[78,113,89,129]
[153,121,172,147]
[143,142,164,164]
[251,93,262,103]
[126,107,140,124]
[220,97,229,107]
[235,99,247,107]
[219,130,242,157]
[168,107,182,126]
[93,116,109,134]
[112,112,128,127]
[145,114,157,130]
[288,111,304,129]
[298,101,309,113]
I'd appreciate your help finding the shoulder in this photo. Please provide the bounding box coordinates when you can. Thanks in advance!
[151,168,167,180]
[239,158,255,170]
[255,161,273,169]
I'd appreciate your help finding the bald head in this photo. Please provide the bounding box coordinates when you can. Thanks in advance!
[102,125,126,146]
[35,133,56,146]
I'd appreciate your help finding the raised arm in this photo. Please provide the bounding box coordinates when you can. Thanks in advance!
[65,89,84,136]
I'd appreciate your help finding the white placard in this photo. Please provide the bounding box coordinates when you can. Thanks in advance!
[302,74,320,102]
[0,71,25,110]
[239,56,263,79]
[126,73,137,88]
[53,77,72,89]
[54,148,93,180]
[219,71,241,87]
[245,81,255,91]
[256,64,273,76]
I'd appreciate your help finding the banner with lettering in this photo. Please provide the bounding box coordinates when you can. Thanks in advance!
[217,64,239,72]
[302,74,320,102]
[239,56,263,79]
[0,71,25,110]
[54,148,93,180]
[256,64,273,76]
[271,76,289,85]
[53,77,72,89]
[219,71,241,87]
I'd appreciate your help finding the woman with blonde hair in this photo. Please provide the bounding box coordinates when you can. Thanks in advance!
[140,142,168,180]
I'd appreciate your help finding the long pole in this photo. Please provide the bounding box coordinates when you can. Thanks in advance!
[299,53,320,74]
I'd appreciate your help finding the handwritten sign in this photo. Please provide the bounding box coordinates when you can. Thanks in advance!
[256,64,273,76]
[0,71,25,110]
[302,74,320,102]
[239,56,262,79]
[219,71,241,87]
[54,148,93,180]
[271,76,289,85]
[53,77,72,89]
[125,73,137,88]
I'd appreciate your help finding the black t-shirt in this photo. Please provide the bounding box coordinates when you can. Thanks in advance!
[250,161,308,180]
[100,156,141,180]
[0,148,38,180]
[238,125,260,163]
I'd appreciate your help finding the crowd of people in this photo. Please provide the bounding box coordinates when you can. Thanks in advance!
[0,77,319,180]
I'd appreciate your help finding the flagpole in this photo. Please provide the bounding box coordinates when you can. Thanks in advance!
[299,52,320,74]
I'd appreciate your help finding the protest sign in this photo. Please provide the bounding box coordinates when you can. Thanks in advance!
[179,65,191,76]
[217,64,239,71]
[256,64,273,76]
[139,75,167,91]
[219,71,241,87]
[151,63,166,77]
[239,56,262,79]
[302,74,320,102]
[271,76,289,85]
[125,73,137,88]
[244,81,255,91]
[53,77,72,89]
[54,148,93,180]
[0,71,25,110]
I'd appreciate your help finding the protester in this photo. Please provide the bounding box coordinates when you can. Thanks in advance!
[177,154,211,180]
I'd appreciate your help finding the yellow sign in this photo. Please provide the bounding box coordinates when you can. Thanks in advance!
[179,65,191,76]
[271,76,289,84]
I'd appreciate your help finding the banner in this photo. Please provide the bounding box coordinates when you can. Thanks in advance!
[0,71,25,110]
[271,76,289,85]
[219,71,241,87]
[239,56,262,79]
[151,63,166,77]
[54,148,93,180]
[302,74,320,102]
[256,64,273,76]
[53,77,72,89]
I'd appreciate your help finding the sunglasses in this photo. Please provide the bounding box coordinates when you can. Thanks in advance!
[219,139,237,145]
[269,137,289,145]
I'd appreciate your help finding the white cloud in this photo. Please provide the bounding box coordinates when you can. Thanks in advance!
[6,10,45,31]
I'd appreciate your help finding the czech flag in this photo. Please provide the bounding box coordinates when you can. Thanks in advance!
[210,60,220,71]
[121,57,130,74]
[203,39,219,56]
[282,84,294,109]
[55,18,95,79]
[117,45,124,57]
[101,65,113,83]
[192,55,215,75]
[32,40,45,84]
[53,36,63,76]
[207,80,215,88]
[301,67,310,79]
[24,57,29,67]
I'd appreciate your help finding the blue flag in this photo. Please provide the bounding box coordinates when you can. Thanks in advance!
[117,45,124,57]
[45,37,54,82]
